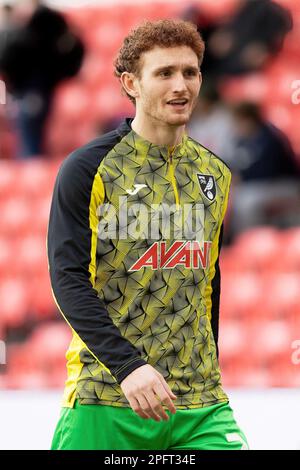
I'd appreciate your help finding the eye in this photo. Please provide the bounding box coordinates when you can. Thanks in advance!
[185,69,197,77]
[159,70,171,77]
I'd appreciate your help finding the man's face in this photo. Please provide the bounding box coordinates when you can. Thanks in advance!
[134,46,201,127]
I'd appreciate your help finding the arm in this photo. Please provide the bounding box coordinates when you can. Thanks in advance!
[210,223,223,358]
[47,149,147,384]
[209,168,231,356]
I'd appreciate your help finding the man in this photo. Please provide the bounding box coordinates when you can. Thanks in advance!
[48,19,248,450]
[228,102,300,238]
[0,0,84,157]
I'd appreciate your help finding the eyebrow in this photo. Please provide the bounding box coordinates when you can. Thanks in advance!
[153,65,199,74]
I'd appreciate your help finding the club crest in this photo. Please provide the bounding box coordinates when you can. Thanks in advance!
[197,174,216,201]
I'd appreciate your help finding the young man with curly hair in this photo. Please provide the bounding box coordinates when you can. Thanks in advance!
[48,19,248,450]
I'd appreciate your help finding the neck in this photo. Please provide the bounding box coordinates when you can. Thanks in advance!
[131,114,186,147]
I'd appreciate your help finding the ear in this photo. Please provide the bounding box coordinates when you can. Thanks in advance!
[198,71,202,93]
[120,72,140,99]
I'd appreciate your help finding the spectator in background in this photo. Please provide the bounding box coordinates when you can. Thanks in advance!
[0,3,17,56]
[183,0,293,85]
[0,0,84,158]
[231,102,298,181]
[228,102,300,239]
[188,85,235,165]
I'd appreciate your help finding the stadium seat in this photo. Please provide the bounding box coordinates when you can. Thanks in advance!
[0,237,14,277]
[232,227,282,272]
[219,246,239,273]
[30,197,51,234]
[5,343,48,389]
[78,53,109,89]
[17,161,52,200]
[15,235,48,276]
[221,73,268,103]
[280,227,300,271]
[7,371,49,389]
[29,275,57,320]
[28,322,71,367]
[248,319,293,363]
[46,118,95,157]
[0,197,32,237]
[0,129,17,160]
[220,272,262,320]
[0,161,17,199]
[262,272,300,322]
[234,366,273,388]
[51,81,91,122]
[92,85,130,121]
[0,277,30,329]
[218,320,248,360]
[85,22,124,54]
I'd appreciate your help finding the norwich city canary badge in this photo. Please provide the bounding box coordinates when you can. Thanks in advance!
[197,174,217,201]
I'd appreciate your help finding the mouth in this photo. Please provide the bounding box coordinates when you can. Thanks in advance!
[166,98,189,110]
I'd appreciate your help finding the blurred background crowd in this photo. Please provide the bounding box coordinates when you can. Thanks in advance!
[0,0,299,392]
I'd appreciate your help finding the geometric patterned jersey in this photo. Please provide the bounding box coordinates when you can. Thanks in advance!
[47,118,231,409]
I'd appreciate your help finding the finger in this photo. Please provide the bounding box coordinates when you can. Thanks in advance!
[159,377,177,400]
[129,396,151,420]
[136,394,161,422]
[153,382,177,415]
[146,389,169,421]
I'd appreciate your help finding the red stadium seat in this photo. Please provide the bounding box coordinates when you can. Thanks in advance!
[28,322,71,366]
[15,235,48,276]
[220,272,262,320]
[92,85,131,121]
[248,319,293,363]
[221,73,268,103]
[219,356,270,387]
[262,272,300,323]
[218,320,248,360]
[29,196,51,234]
[233,366,273,388]
[63,8,99,33]
[0,161,17,198]
[0,197,32,237]
[49,82,92,131]
[219,246,239,273]
[46,117,95,157]
[280,227,300,271]
[232,227,282,272]
[78,53,109,89]
[29,275,57,320]
[0,277,30,329]
[5,343,48,389]
[0,237,15,277]
[17,161,52,200]
[7,371,48,389]
[85,22,124,54]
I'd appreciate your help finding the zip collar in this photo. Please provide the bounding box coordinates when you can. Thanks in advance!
[118,117,187,161]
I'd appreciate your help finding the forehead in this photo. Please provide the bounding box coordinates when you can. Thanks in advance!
[139,46,199,72]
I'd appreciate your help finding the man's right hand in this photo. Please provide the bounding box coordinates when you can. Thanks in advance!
[120,364,177,422]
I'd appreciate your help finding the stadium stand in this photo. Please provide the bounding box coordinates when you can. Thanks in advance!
[0,0,299,389]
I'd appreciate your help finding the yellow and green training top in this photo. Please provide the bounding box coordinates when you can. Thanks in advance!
[47,118,231,409]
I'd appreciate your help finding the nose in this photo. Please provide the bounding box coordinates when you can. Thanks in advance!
[172,72,188,93]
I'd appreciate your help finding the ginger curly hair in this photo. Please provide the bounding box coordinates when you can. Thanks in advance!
[114,19,205,103]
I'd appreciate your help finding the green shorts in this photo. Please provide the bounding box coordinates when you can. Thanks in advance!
[51,400,249,450]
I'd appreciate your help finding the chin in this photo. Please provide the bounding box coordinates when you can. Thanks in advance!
[168,115,189,126]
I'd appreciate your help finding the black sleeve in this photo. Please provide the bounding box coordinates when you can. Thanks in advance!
[47,145,147,384]
[210,223,224,358]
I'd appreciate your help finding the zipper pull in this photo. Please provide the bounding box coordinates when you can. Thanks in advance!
[168,146,174,162]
